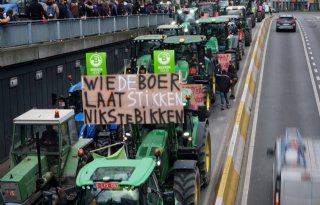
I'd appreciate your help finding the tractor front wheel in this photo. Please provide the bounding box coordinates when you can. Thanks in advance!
[174,168,201,205]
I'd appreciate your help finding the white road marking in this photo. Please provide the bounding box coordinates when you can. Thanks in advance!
[308,47,311,50]
[241,18,272,205]
[312,62,316,66]
[309,51,313,54]
[311,56,314,60]
[306,39,309,42]
[319,85,320,90]
[315,69,318,73]
[297,19,320,136]
[316,16,320,19]
[316,76,320,81]
[307,42,310,46]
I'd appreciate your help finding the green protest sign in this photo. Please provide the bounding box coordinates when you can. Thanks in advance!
[154,50,175,74]
[86,52,107,75]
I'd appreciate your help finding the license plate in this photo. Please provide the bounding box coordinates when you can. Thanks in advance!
[283,23,289,26]
[94,182,120,189]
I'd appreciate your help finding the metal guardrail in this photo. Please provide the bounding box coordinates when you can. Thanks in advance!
[0,14,171,48]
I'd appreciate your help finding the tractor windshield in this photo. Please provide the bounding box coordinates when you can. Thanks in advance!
[177,9,197,24]
[200,23,227,40]
[79,189,139,205]
[158,28,182,37]
[199,4,215,17]
[226,10,244,17]
[218,0,229,7]
[135,41,162,58]
[167,43,201,69]
[12,120,77,155]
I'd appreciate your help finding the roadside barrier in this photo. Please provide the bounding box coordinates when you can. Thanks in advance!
[215,16,272,205]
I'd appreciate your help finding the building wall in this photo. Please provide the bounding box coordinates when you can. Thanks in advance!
[0,41,131,162]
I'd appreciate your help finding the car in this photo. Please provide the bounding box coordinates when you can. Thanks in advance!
[267,128,320,205]
[276,14,296,32]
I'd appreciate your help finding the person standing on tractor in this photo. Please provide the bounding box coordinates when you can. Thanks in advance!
[216,69,231,110]
[227,60,238,99]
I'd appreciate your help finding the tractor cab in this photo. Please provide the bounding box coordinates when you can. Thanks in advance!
[1,109,92,204]
[176,6,199,34]
[130,35,166,74]
[156,24,183,36]
[196,16,230,53]
[163,35,208,83]
[76,158,171,205]
[198,1,218,17]
[163,35,216,112]
[217,0,229,15]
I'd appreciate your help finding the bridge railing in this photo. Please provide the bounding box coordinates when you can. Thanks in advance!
[0,14,171,48]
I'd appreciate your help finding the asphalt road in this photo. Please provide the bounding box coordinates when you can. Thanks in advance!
[245,12,320,205]
[199,18,263,205]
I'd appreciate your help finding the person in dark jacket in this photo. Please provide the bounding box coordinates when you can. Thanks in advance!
[216,69,231,110]
[57,0,67,19]
[227,60,238,99]
[27,0,48,20]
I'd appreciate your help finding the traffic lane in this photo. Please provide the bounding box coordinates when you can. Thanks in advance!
[247,14,320,205]
[297,13,320,96]
[200,19,263,205]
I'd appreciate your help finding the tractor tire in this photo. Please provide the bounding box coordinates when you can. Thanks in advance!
[174,168,201,205]
[198,124,211,187]
[245,30,250,47]
[242,42,245,55]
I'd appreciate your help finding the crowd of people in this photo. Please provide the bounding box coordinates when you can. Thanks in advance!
[0,0,173,23]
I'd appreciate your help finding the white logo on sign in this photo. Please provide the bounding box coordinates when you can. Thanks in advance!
[158,52,170,65]
[90,54,103,67]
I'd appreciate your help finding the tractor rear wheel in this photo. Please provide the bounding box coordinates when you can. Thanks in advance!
[174,168,201,205]
[198,124,211,187]
[245,30,250,46]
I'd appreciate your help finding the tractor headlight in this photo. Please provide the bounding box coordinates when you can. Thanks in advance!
[178,10,182,14]
[183,132,190,138]
[190,9,195,14]
[171,21,176,25]
[184,28,189,33]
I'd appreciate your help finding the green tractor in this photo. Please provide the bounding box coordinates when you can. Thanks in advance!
[0,109,93,204]
[198,1,219,18]
[163,35,216,112]
[217,0,229,15]
[156,24,183,37]
[128,35,166,74]
[226,6,253,46]
[76,92,212,205]
[176,3,199,34]
[196,16,241,70]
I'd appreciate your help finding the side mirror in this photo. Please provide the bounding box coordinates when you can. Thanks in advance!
[266,148,274,157]
[51,93,58,106]
[162,191,174,205]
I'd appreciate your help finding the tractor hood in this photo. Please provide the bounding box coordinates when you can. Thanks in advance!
[76,158,156,187]
[205,37,219,54]
[175,60,189,82]
[136,129,168,159]
[0,155,48,203]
